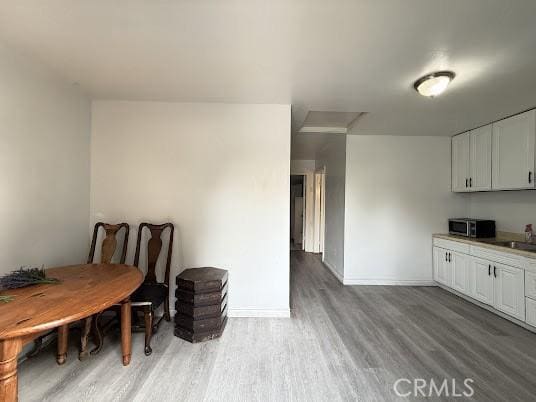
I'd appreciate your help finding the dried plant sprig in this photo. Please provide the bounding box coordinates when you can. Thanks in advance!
[0,266,60,290]
[0,295,14,303]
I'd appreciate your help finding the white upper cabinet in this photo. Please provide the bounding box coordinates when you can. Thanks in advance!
[452,109,536,192]
[492,109,536,190]
[452,132,470,192]
[452,126,492,192]
[470,125,492,191]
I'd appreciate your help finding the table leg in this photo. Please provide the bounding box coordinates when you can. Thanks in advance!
[120,299,132,366]
[56,324,69,365]
[0,338,22,402]
[79,316,92,360]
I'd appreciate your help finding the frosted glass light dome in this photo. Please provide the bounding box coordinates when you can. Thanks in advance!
[414,71,455,97]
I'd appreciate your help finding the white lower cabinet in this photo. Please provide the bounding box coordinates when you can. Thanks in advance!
[525,270,536,299]
[433,243,527,323]
[470,257,494,305]
[526,298,536,327]
[433,247,470,293]
[433,247,452,287]
[493,263,525,321]
[451,252,470,296]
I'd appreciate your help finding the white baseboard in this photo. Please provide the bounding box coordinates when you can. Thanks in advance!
[322,260,344,284]
[228,308,291,318]
[321,260,433,287]
[342,279,435,286]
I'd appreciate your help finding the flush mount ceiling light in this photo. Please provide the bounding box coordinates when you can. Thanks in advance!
[413,71,455,97]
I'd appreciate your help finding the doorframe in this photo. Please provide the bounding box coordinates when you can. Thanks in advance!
[301,175,306,250]
[313,168,325,254]
[320,167,326,255]
[303,171,315,252]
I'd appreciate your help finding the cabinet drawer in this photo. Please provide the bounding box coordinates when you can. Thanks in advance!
[525,271,536,300]
[526,298,536,327]
[470,245,525,269]
[433,238,470,254]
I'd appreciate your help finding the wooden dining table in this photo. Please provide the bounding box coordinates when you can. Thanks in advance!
[0,264,143,402]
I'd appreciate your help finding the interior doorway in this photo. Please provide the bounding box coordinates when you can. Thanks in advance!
[290,175,305,250]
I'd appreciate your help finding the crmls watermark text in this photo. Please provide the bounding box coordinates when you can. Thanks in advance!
[393,378,475,398]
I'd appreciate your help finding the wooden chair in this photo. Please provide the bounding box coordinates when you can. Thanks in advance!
[90,222,173,356]
[130,222,173,355]
[88,222,130,265]
[28,223,129,362]
[77,222,129,361]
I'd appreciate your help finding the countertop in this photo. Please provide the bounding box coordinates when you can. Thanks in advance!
[433,233,536,260]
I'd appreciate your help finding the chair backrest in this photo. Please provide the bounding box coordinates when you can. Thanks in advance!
[88,222,130,264]
[133,222,174,286]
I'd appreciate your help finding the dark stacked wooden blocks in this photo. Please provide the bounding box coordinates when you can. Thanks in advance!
[174,267,228,343]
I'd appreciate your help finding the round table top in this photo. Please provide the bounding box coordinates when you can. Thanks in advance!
[0,264,143,340]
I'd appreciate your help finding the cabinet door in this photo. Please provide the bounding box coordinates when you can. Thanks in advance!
[452,132,471,192]
[525,270,536,300]
[526,298,536,327]
[493,263,525,321]
[492,110,536,190]
[451,252,470,295]
[433,247,452,287]
[470,125,492,191]
[470,258,493,305]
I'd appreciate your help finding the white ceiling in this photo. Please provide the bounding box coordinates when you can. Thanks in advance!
[1,1,536,158]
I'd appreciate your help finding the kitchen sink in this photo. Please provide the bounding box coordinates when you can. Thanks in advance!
[490,240,536,252]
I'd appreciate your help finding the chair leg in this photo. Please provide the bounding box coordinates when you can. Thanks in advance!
[164,297,171,322]
[26,337,44,358]
[144,306,153,356]
[90,312,103,355]
[78,316,92,360]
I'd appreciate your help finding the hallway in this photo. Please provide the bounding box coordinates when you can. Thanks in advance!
[19,251,536,401]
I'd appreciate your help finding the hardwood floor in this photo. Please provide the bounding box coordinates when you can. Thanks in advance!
[19,251,536,401]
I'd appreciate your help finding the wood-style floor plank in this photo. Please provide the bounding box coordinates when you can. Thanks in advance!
[18,251,536,401]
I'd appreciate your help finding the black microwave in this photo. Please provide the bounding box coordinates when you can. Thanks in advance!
[448,218,496,238]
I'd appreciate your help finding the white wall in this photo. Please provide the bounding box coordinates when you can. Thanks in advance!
[91,101,290,317]
[466,191,536,233]
[344,135,466,285]
[316,135,346,281]
[0,42,90,273]
[290,160,315,174]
